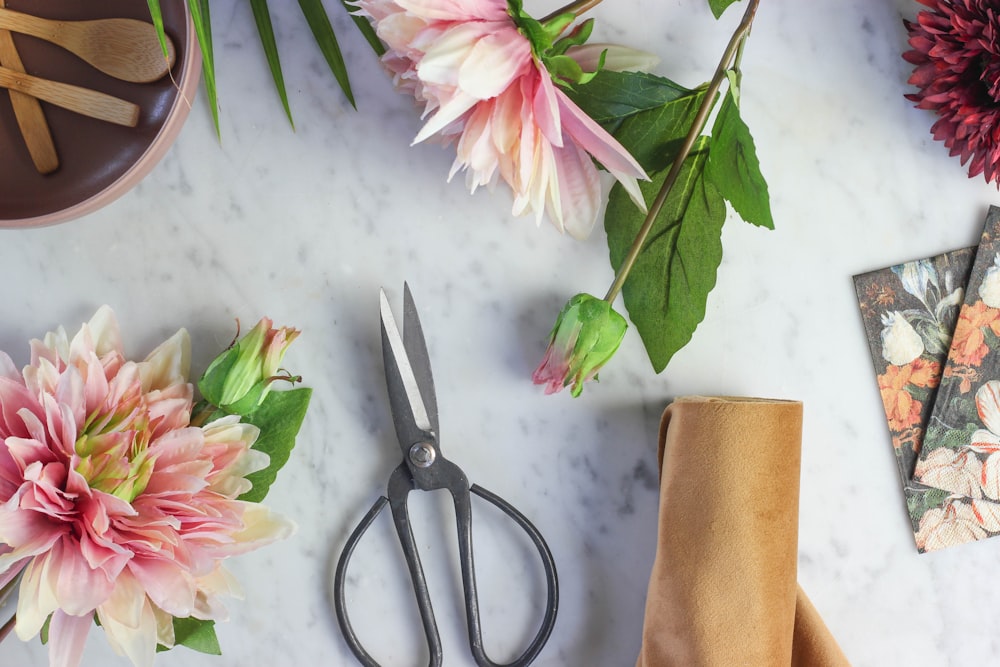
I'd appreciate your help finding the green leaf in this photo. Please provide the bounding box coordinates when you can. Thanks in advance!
[704,87,773,229]
[250,0,295,128]
[145,1,170,59]
[906,487,949,525]
[298,0,356,108]
[239,388,312,503]
[197,345,240,408]
[187,0,220,138]
[544,55,585,86]
[563,70,692,132]
[163,618,222,655]
[40,615,51,644]
[550,18,593,57]
[611,87,709,173]
[605,139,726,372]
[707,0,741,19]
[342,0,386,56]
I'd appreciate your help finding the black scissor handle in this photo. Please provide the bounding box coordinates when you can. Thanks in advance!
[465,483,559,667]
[333,464,559,667]
[334,494,392,667]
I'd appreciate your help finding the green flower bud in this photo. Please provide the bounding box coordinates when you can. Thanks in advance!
[199,318,301,415]
[532,293,627,397]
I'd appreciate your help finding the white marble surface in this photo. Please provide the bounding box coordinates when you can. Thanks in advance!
[1,0,999,665]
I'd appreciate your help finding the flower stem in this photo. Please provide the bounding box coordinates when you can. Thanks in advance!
[0,613,13,643]
[541,0,605,23]
[603,0,761,304]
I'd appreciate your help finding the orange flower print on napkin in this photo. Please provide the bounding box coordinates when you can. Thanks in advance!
[878,359,941,432]
[950,300,1000,367]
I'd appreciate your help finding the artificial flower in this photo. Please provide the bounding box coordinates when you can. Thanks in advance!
[355,0,649,238]
[979,253,1000,308]
[879,311,924,365]
[198,317,301,416]
[950,300,1000,366]
[903,0,1000,185]
[0,307,293,667]
[532,293,627,397]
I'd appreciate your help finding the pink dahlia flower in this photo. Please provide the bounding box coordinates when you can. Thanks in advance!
[904,0,1000,184]
[0,307,293,667]
[357,0,649,238]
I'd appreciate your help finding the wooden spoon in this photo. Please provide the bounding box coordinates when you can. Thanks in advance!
[0,0,58,173]
[0,66,139,127]
[0,7,175,83]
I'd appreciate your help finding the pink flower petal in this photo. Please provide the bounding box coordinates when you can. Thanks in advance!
[457,28,531,99]
[48,610,93,667]
[552,141,602,239]
[557,88,648,210]
[128,556,195,616]
[533,65,563,147]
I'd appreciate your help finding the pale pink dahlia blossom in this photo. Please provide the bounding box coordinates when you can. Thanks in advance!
[357,0,649,238]
[0,307,293,667]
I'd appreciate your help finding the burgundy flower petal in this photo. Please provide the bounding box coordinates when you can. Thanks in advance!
[904,0,1000,185]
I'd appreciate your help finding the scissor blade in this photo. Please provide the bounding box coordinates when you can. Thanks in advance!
[380,288,433,453]
[402,283,439,438]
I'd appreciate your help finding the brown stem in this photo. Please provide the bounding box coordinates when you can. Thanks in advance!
[0,613,14,643]
[604,0,761,303]
[541,0,605,23]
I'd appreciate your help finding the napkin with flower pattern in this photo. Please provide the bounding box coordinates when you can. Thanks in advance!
[855,205,1000,551]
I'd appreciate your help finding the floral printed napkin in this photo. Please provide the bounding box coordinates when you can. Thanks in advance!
[855,206,1000,552]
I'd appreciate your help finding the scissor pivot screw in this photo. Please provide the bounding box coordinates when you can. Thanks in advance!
[409,442,437,468]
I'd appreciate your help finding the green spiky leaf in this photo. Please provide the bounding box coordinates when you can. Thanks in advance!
[250,0,294,127]
[299,0,356,108]
[343,0,386,56]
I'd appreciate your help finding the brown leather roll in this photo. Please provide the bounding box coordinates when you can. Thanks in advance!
[636,397,849,667]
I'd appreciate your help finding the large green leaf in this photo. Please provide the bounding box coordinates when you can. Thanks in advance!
[705,87,773,229]
[707,0,741,19]
[605,138,727,372]
[563,70,692,133]
[239,387,312,503]
[298,0,356,109]
[250,0,294,127]
[610,87,709,174]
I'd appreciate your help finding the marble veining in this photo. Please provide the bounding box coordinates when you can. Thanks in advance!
[2,0,1000,665]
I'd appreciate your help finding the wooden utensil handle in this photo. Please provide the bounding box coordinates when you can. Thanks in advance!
[0,0,58,173]
[0,66,139,127]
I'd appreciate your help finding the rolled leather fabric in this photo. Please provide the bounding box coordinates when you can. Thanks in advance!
[636,397,849,667]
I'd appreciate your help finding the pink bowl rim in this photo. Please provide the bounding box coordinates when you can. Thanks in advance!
[2,9,202,229]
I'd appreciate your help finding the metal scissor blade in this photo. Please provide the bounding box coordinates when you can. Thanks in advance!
[380,288,434,453]
[402,283,439,438]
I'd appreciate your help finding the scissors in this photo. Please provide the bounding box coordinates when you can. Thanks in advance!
[334,284,559,667]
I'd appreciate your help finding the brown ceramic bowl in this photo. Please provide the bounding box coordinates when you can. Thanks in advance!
[0,0,199,228]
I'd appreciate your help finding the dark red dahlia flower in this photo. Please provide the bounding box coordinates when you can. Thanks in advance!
[903,0,1000,184]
